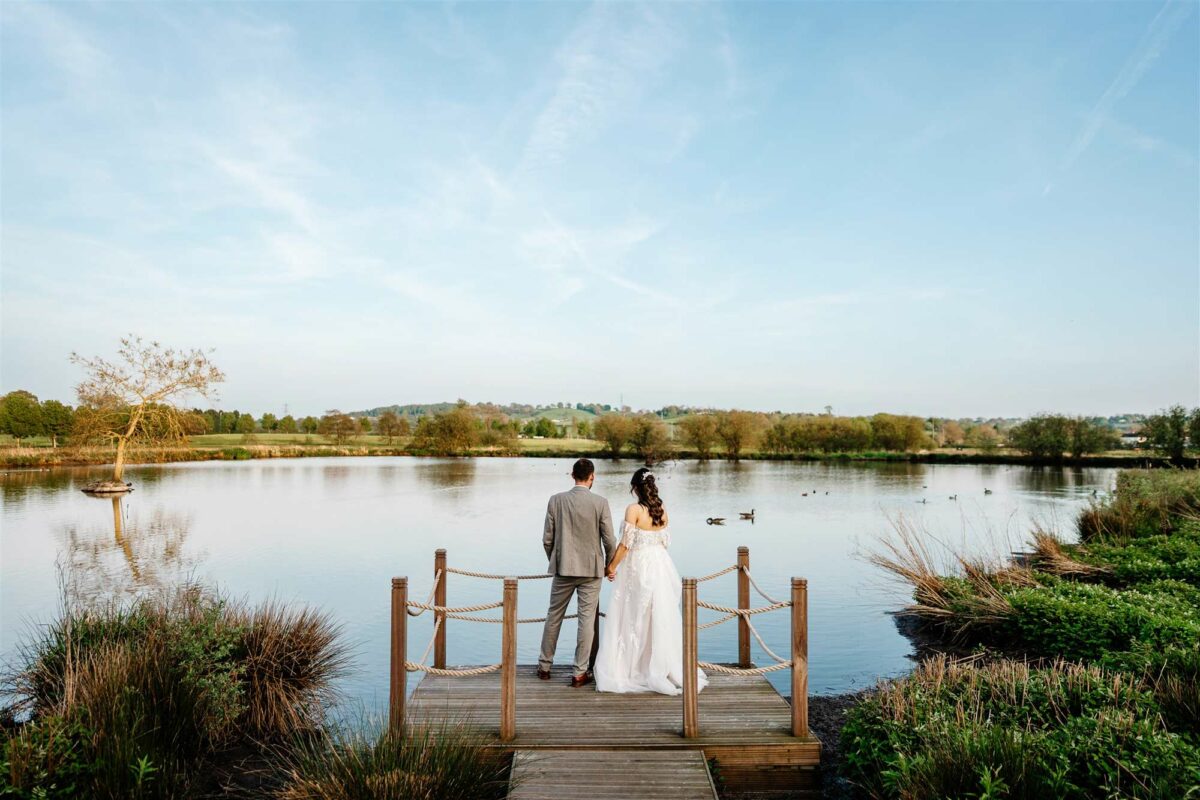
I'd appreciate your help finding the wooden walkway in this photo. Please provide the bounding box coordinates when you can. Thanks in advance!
[393,546,821,793]
[408,665,820,791]
[509,750,717,800]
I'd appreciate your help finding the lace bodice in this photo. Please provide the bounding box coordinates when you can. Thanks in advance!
[621,521,670,550]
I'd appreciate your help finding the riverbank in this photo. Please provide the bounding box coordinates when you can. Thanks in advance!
[835,469,1200,798]
[0,438,1176,471]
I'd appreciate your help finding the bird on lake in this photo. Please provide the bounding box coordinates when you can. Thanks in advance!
[984,488,993,495]
[801,492,808,497]
[919,498,927,504]
[706,517,726,526]
[739,509,755,520]
[949,494,958,500]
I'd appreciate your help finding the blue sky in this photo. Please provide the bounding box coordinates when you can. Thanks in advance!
[1,1,1196,418]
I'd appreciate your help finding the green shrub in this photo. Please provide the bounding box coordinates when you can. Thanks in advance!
[1,716,95,799]
[5,588,347,798]
[1079,521,1200,587]
[842,658,1200,800]
[1079,470,1200,543]
[1005,578,1200,661]
[277,721,511,800]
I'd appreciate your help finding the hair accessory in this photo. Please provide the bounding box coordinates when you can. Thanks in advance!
[641,470,654,482]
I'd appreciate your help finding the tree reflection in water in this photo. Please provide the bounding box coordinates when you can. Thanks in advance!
[62,495,199,605]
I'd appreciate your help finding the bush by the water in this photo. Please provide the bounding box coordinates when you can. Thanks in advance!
[842,658,1200,800]
[1079,469,1200,543]
[1,588,348,798]
[853,468,1200,798]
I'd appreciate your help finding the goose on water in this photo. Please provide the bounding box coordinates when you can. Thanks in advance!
[739,509,755,520]
[706,517,726,526]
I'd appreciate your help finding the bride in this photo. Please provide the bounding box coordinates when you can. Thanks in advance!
[594,467,708,695]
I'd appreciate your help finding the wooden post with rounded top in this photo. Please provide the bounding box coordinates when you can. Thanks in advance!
[682,577,699,738]
[791,577,809,738]
[434,549,447,669]
[737,546,751,668]
[500,577,518,742]
[389,577,408,737]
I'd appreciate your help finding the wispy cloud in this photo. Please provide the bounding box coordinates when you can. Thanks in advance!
[518,4,678,174]
[1046,0,1193,193]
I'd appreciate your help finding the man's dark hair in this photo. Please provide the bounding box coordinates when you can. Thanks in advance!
[571,458,595,482]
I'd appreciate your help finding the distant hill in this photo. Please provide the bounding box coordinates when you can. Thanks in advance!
[355,402,610,421]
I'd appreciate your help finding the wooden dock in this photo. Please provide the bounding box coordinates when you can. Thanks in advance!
[392,547,822,794]
[509,750,717,800]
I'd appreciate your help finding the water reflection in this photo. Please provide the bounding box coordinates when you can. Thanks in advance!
[62,494,199,605]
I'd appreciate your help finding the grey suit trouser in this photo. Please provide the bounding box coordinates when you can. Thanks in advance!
[538,575,602,676]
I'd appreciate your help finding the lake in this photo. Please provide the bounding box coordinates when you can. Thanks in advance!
[1,457,1115,710]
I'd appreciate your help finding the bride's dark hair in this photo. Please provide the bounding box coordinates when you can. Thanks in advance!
[631,467,665,527]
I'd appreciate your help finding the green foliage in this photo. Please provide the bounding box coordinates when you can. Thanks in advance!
[842,658,1200,800]
[1,716,95,799]
[6,589,347,799]
[409,404,477,454]
[1078,469,1200,543]
[277,721,510,800]
[715,410,764,458]
[1079,522,1200,586]
[1008,415,1115,459]
[677,414,719,457]
[1005,578,1200,662]
[0,391,44,442]
[630,414,671,461]
[1143,405,1196,461]
[593,414,635,456]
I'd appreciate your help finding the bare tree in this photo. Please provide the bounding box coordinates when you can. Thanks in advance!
[71,335,224,485]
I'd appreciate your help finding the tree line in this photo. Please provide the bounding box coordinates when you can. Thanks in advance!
[4,383,1198,463]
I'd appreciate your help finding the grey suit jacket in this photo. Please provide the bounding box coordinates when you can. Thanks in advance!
[543,486,616,578]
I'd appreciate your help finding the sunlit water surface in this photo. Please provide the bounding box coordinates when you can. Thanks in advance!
[1,457,1115,709]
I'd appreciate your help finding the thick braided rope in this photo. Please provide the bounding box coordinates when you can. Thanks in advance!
[744,615,789,664]
[406,662,501,676]
[698,612,738,630]
[416,617,443,667]
[444,611,608,624]
[699,660,792,675]
[407,599,503,614]
[445,567,552,580]
[741,566,784,605]
[406,570,444,617]
[696,564,738,582]
[697,599,790,616]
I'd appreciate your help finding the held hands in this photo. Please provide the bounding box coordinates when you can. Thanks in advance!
[605,565,617,582]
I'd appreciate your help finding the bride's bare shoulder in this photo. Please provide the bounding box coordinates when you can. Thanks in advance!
[624,503,642,523]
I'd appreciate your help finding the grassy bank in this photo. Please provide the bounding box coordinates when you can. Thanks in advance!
[0,588,509,799]
[841,470,1200,798]
[0,436,1172,471]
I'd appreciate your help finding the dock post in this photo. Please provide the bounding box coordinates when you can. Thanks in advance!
[434,549,447,669]
[737,546,750,668]
[682,577,699,738]
[791,578,808,738]
[500,577,517,742]
[389,577,408,737]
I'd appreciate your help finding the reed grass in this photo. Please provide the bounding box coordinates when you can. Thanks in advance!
[276,720,511,800]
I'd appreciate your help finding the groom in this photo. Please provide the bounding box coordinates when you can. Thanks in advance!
[539,458,616,687]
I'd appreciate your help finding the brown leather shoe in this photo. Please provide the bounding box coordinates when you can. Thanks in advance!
[570,673,593,688]
[537,668,551,681]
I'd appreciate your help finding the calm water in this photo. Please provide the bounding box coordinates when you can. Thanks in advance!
[1,457,1115,707]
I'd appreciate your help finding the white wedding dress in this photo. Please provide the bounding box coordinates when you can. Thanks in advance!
[594,521,708,695]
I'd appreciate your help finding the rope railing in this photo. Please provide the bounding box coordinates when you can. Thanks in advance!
[389,545,808,745]
[445,566,552,580]
[697,598,791,616]
[405,569,443,617]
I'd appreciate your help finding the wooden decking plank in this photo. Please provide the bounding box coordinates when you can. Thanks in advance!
[509,750,717,800]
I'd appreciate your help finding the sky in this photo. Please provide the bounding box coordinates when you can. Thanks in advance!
[1,1,1197,419]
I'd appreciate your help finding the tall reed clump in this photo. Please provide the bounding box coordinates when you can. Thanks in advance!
[841,657,1200,800]
[1,587,348,799]
[277,721,512,800]
[1079,469,1200,544]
